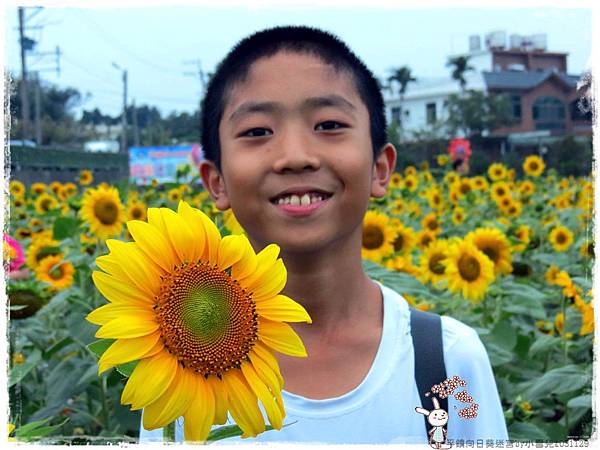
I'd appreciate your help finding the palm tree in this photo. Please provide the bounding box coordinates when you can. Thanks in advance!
[446,56,475,91]
[387,66,417,127]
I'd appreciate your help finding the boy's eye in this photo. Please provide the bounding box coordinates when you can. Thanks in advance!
[240,128,272,138]
[315,121,345,131]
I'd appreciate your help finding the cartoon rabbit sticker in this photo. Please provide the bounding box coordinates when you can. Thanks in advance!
[415,396,452,449]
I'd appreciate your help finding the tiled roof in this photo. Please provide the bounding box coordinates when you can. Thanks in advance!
[482,70,581,90]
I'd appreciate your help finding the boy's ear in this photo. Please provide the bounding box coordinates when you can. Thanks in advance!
[371,143,397,198]
[199,160,231,210]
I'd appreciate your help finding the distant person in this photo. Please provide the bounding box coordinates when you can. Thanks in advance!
[448,138,472,175]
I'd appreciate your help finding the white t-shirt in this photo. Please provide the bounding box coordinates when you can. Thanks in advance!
[139,283,509,444]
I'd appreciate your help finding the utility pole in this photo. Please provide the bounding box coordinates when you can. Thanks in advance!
[132,98,140,146]
[33,72,42,145]
[183,59,206,113]
[19,7,31,141]
[113,62,128,153]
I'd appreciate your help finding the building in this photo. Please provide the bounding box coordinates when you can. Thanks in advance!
[385,31,592,148]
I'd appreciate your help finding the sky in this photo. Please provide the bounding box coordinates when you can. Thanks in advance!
[1,1,595,118]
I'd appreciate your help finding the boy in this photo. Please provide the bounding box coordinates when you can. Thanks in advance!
[140,25,508,444]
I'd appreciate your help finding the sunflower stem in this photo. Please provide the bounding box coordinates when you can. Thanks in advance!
[163,422,176,442]
[100,375,110,430]
[561,296,568,363]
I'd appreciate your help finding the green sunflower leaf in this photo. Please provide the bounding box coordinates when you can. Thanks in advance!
[87,339,115,358]
[9,348,42,388]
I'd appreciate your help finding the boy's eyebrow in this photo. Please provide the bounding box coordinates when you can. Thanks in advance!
[228,95,356,123]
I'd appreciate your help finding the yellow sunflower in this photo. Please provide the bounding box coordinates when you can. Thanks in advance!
[465,228,513,275]
[523,155,545,177]
[385,255,420,277]
[80,185,126,239]
[390,219,415,255]
[26,234,62,269]
[517,180,535,198]
[488,163,508,181]
[451,207,466,225]
[404,165,417,177]
[421,213,442,235]
[416,230,437,249]
[128,201,148,221]
[34,193,59,214]
[87,201,311,441]
[35,255,75,290]
[503,200,522,218]
[490,181,512,203]
[16,227,33,240]
[418,239,450,287]
[471,176,489,191]
[10,180,26,197]
[511,224,531,252]
[49,181,63,196]
[361,211,396,263]
[168,188,183,203]
[12,197,26,208]
[436,154,449,166]
[549,225,574,252]
[403,174,419,193]
[427,189,444,210]
[444,240,496,302]
[79,170,94,186]
[389,172,403,189]
[30,182,47,195]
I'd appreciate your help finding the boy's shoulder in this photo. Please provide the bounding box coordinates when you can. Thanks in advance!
[378,282,485,358]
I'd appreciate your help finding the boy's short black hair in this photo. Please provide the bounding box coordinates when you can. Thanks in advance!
[201,25,387,170]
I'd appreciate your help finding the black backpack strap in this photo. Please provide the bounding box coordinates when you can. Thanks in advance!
[410,307,448,435]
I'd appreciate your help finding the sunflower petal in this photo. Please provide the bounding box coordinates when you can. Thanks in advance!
[231,236,257,281]
[249,348,283,392]
[207,376,228,425]
[96,315,159,339]
[105,240,161,297]
[177,201,206,261]
[241,361,283,430]
[241,244,279,286]
[255,294,312,323]
[160,208,197,264]
[251,341,284,387]
[122,350,178,410]
[98,333,161,374]
[143,365,197,430]
[222,370,265,438]
[183,375,215,442]
[86,303,151,326]
[92,271,154,305]
[258,318,307,357]
[217,234,247,271]
[198,209,221,263]
[127,220,176,273]
[250,259,287,300]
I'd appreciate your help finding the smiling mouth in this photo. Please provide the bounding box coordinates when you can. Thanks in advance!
[270,191,333,206]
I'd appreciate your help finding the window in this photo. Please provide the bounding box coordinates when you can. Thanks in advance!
[426,102,436,124]
[391,107,401,124]
[532,96,565,131]
[510,95,522,122]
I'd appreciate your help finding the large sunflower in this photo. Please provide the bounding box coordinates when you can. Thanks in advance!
[421,212,442,235]
[30,182,48,195]
[87,201,311,441]
[465,228,513,275]
[26,232,62,269]
[128,201,148,221]
[35,255,75,290]
[444,240,495,302]
[361,211,396,263]
[80,185,126,239]
[9,180,25,197]
[549,225,574,252]
[523,155,545,177]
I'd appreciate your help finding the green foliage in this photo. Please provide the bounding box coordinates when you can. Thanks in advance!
[445,90,513,138]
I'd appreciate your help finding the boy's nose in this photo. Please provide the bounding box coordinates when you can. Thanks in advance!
[272,127,321,173]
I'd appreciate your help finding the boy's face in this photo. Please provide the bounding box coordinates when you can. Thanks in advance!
[205,50,394,253]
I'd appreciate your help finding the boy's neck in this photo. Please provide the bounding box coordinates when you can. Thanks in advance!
[278,236,381,335]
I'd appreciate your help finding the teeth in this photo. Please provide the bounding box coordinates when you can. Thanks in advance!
[276,193,328,205]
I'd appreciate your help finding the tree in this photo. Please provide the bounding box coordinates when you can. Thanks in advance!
[387,66,417,98]
[444,90,512,139]
[446,56,475,91]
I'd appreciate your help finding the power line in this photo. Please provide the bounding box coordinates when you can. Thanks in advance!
[69,9,188,77]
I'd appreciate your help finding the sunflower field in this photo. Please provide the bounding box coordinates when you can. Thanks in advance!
[5,155,594,443]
